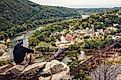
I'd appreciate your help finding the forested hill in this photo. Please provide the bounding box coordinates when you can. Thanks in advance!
[76,8,107,14]
[76,7,121,14]
[0,0,81,39]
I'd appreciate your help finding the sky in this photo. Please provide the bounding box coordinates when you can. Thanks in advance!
[30,0,121,8]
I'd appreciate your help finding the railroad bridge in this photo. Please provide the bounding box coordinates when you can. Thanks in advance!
[51,41,121,69]
[78,41,121,68]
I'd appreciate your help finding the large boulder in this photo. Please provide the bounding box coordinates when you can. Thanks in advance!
[21,62,47,80]
[39,60,70,80]
[0,44,10,61]
[0,52,10,61]
[0,60,71,80]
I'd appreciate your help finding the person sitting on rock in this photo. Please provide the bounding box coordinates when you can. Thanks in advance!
[13,39,34,65]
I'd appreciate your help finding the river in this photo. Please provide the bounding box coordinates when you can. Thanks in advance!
[8,15,90,60]
[82,15,90,19]
[8,30,36,59]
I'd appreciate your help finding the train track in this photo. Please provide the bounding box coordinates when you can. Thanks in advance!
[79,41,120,68]
[50,41,121,70]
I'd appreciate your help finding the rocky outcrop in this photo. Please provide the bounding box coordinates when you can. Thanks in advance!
[0,44,10,61]
[0,60,71,80]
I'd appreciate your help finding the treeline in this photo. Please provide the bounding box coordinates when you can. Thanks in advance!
[29,9,121,50]
[29,9,121,79]
[0,0,81,40]
[76,7,121,14]
[76,8,107,14]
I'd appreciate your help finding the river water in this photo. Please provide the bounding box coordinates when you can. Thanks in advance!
[8,30,35,59]
[8,26,44,59]
[8,15,90,60]
[82,15,90,19]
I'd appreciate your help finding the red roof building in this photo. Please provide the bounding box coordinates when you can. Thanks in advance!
[66,35,73,42]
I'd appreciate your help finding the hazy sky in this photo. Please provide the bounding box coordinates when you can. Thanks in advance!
[30,0,121,8]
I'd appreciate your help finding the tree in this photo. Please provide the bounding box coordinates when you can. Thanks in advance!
[29,37,39,48]
[91,63,121,80]
[67,50,91,80]
[91,54,121,80]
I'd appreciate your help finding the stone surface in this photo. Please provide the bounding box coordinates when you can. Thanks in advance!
[43,60,66,74]
[0,60,71,80]
[0,64,14,75]
[51,70,70,80]
[0,52,10,61]
[38,76,51,80]
[0,44,10,61]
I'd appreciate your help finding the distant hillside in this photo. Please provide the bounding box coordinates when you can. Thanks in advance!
[0,0,81,39]
[76,8,107,14]
[76,7,121,14]
[29,9,121,50]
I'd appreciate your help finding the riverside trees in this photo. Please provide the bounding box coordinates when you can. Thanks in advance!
[29,9,121,80]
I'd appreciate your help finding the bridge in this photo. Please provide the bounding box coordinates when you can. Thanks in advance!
[79,41,121,68]
[51,41,121,69]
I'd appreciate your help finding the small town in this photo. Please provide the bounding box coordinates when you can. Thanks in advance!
[0,0,121,80]
[55,25,120,48]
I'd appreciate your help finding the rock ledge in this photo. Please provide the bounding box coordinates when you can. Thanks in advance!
[0,60,71,80]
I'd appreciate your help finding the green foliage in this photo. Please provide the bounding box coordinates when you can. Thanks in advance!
[35,42,57,52]
[84,38,113,49]
[0,59,13,66]
[76,8,107,14]
[29,20,74,47]
[0,0,81,40]
[67,50,91,80]
[0,51,3,56]
[29,37,39,48]
[29,8,121,53]
[68,43,81,50]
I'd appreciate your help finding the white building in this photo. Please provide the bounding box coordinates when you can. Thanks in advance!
[113,24,119,27]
